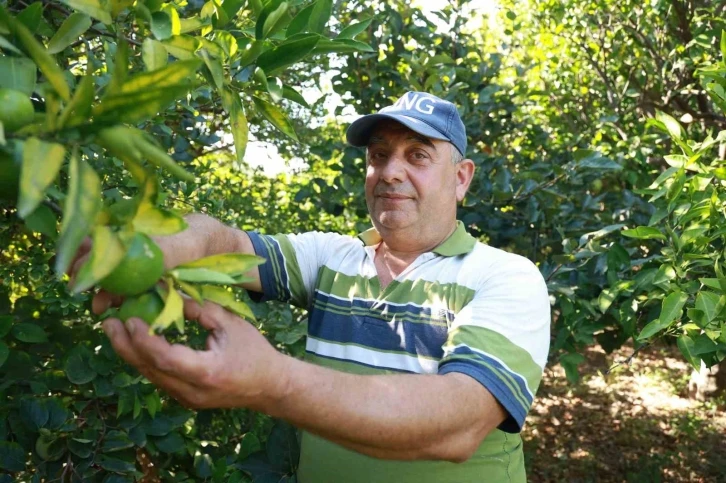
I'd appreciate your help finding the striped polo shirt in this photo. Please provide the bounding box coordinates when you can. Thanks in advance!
[247,221,550,483]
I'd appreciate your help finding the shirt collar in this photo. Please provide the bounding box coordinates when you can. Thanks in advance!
[357,221,476,257]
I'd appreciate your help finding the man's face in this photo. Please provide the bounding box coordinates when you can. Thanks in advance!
[365,121,469,236]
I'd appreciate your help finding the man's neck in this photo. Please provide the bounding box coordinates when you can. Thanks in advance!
[373,222,457,281]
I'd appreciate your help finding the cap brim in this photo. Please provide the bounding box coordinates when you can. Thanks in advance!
[346,113,450,147]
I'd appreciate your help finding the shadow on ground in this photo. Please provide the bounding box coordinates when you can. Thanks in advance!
[522,343,726,482]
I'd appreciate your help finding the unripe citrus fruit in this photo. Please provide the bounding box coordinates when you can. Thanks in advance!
[0,150,20,201]
[99,232,164,296]
[0,89,34,133]
[118,291,164,324]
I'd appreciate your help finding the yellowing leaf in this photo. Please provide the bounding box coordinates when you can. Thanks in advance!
[221,88,248,162]
[199,285,256,322]
[72,225,125,293]
[55,151,102,276]
[18,138,66,218]
[132,175,188,235]
[252,95,298,141]
[151,280,185,333]
[176,253,264,278]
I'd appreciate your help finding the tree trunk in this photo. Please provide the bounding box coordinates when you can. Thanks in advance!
[688,360,726,401]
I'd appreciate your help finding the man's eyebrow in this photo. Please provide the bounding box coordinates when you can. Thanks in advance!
[405,134,436,149]
[367,135,387,146]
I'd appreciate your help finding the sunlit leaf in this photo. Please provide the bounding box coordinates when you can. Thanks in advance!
[286,2,313,37]
[18,138,66,219]
[162,34,201,59]
[57,73,94,128]
[131,175,188,235]
[655,110,684,141]
[221,88,249,162]
[311,38,375,54]
[142,38,168,71]
[621,226,666,240]
[171,268,239,284]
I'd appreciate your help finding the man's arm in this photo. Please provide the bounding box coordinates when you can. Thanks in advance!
[102,301,507,464]
[262,357,507,462]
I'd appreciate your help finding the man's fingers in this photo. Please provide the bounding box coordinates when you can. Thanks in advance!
[67,237,92,277]
[102,319,147,368]
[92,291,123,315]
[182,298,226,331]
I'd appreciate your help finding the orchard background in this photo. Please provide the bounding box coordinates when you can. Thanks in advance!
[0,0,725,481]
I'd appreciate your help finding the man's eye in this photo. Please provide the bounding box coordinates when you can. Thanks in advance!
[411,152,427,160]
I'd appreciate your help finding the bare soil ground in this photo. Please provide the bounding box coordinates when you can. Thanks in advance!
[522,343,726,483]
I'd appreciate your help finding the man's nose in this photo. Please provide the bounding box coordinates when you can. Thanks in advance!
[380,152,406,183]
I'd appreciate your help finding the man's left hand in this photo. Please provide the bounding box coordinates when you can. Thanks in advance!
[102,299,289,409]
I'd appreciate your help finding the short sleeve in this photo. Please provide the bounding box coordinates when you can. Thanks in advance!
[246,231,347,309]
[437,255,550,433]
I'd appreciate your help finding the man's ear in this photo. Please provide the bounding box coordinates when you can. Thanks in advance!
[455,159,475,202]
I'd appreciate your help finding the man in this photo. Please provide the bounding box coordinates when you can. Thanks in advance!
[80,92,550,482]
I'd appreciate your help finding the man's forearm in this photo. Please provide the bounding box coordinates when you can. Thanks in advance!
[257,356,506,463]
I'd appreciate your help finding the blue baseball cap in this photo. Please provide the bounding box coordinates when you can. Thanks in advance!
[346,91,467,156]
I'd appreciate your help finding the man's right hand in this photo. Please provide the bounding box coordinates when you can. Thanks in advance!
[67,213,261,314]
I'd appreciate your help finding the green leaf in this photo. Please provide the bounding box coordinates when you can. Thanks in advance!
[96,454,136,473]
[252,95,298,141]
[24,204,58,239]
[337,17,372,40]
[135,133,194,182]
[0,316,12,337]
[238,39,264,67]
[72,226,125,293]
[621,226,666,240]
[151,10,173,40]
[700,278,722,291]
[221,88,249,162]
[47,12,92,54]
[308,0,332,34]
[637,291,688,340]
[286,3,314,37]
[559,352,585,384]
[199,48,224,89]
[256,33,320,74]
[151,280,185,333]
[142,38,168,71]
[18,138,66,219]
[0,34,23,55]
[57,73,95,128]
[655,110,684,141]
[282,84,309,107]
[695,292,723,323]
[179,16,209,34]
[64,346,96,384]
[21,398,49,430]
[721,29,726,61]
[55,152,102,276]
[199,285,256,322]
[0,441,26,472]
[11,19,70,101]
[101,430,134,452]
[677,334,701,370]
[257,1,289,40]
[12,322,48,343]
[154,432,185,453]
[17,2,42,33]
[60,0,112,24]
[0,56,36,95]
[0,341,8,368]
[311,38,375,54]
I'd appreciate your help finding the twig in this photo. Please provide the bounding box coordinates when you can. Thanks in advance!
[604,341,651,375]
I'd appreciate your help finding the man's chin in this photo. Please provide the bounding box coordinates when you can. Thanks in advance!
[373,213,416,231]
